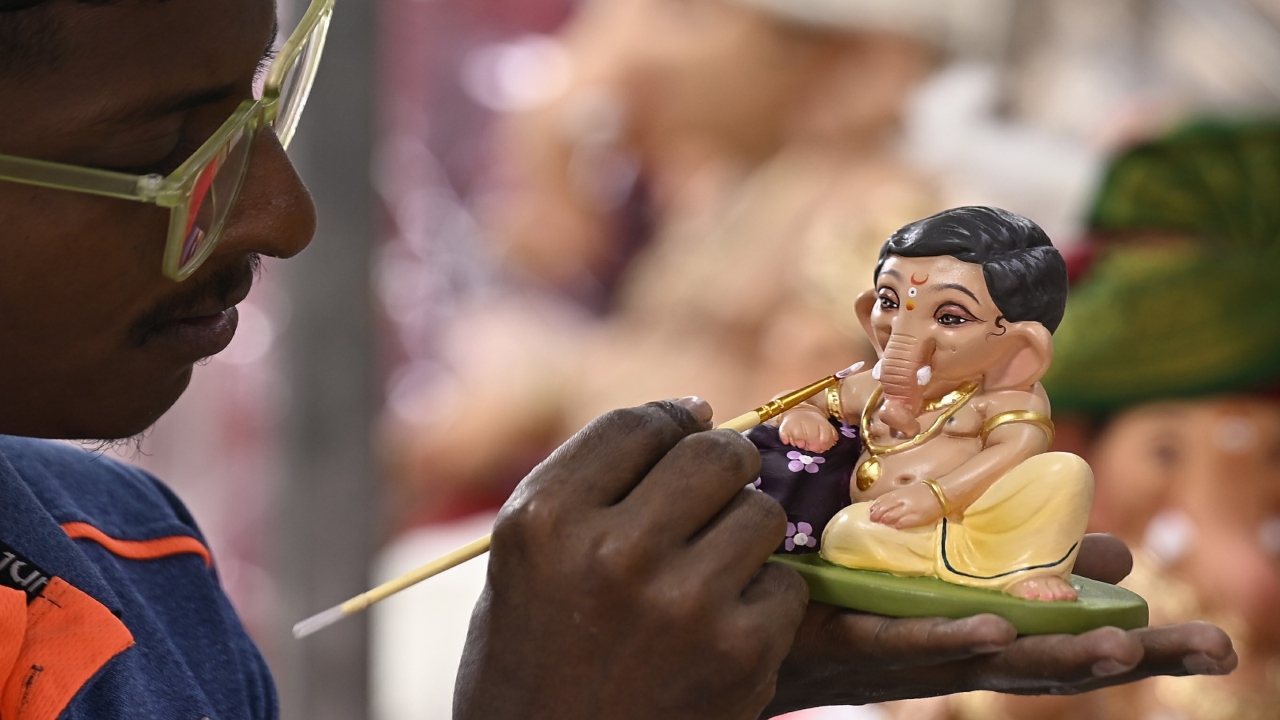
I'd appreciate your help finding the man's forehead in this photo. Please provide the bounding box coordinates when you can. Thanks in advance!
[0,0,275,153]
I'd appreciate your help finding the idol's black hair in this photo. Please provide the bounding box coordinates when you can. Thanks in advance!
[874,206,1069,333]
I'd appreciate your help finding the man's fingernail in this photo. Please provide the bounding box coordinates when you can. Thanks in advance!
[1092,659,1130,677]
[1183,653,1228,675]
[676,396,713,423]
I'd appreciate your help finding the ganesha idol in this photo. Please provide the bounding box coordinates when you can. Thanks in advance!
[754,206,1094,603]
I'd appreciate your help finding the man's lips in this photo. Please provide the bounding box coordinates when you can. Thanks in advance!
[134,257,258,358]
[151,306,242,360]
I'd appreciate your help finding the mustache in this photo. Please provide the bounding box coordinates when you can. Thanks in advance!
[130,254,262,347]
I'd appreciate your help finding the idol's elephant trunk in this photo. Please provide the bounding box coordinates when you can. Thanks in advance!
[878,333,934,435]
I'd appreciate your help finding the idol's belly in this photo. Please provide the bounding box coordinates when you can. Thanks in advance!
[850,435,983,502]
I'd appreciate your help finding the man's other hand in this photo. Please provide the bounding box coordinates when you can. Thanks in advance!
[762,534,1237,715]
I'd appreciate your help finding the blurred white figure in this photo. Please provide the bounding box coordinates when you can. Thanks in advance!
[371,513,494,719]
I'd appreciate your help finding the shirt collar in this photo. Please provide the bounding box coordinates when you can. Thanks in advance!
[0,450,124,616]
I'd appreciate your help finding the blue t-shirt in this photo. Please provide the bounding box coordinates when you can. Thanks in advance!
[0,435,276,719]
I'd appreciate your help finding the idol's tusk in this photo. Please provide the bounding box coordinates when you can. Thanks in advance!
[916,366,932,386]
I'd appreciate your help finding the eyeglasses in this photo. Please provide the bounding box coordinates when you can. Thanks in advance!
[0,0,334,281]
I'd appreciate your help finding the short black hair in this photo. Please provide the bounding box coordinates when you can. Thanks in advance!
[874,206,1069,333]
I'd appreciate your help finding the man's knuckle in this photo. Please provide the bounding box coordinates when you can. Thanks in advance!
[716,632,765,677]
[494,494,560,545]
[681,430,761,480]
[591,532,655,584]
[774,563,810,604]
[593,405,685,448]
[590,407,650,439]
[646,577,712,625]
[743,489,787,531]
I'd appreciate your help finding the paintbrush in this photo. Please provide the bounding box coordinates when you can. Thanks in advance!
[292,361,864,639]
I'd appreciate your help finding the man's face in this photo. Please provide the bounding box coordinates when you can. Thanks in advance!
[0,0,316,439]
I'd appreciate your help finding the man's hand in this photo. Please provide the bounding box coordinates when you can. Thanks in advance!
[455,399,809,720]
[762,534,1238,716]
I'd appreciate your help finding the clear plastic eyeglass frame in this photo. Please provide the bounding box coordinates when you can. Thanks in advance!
[0,0,334,281]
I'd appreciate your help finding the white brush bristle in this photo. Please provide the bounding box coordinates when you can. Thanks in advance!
[293,605,346,639]
[835,361,865,379]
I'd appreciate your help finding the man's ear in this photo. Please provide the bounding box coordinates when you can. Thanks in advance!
[986,321,1054,391]
[855,289,881,356]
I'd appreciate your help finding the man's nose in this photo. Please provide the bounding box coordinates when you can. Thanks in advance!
[214,130,318,262]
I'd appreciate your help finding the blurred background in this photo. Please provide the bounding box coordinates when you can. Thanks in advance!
[109,0,1280,717]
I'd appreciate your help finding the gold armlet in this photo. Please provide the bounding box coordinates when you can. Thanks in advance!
[825,385,843,420]
[922,479,952,516]
[981,410,1055,446]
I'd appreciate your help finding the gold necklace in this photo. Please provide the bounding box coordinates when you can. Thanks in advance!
[855,381,979,491]
[921,383,978,412]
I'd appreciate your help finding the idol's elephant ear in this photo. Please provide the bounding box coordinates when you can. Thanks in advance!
[984,320,1054,392]
[855,288,881,355]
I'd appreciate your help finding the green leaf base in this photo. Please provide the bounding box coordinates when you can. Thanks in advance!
[770,553,1149,635]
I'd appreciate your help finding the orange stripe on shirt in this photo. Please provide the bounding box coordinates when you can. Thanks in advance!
[60,522,212,568]
[1,578,134,720]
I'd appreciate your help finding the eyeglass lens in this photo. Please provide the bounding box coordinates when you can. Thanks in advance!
[177,122,256,273]
[272,20,327,147]
[172,14,324,278]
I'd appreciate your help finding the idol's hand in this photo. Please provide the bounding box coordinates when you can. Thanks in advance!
[455,399,809,720]
[778,406,838,453]
[762,534,1237,716]
[869,483,945,529]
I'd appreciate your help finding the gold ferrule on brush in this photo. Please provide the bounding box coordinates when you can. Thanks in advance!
[754,375,841,423]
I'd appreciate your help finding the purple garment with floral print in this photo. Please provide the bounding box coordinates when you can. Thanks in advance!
[744,417,862,555]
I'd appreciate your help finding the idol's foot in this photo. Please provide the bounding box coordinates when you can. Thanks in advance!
[1006,575,1078,602]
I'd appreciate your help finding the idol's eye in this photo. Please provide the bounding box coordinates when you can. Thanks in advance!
[935,303,979,326]
[878,288,899,310]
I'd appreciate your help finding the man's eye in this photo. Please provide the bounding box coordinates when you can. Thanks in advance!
[105,137,201,176]
[937,313,968,326]
[879,296,898,310]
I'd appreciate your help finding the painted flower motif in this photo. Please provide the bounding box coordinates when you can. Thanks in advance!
[838,421,857,439]
[785,522,816,551]
[746,477,763,492]
[786,450,824,474]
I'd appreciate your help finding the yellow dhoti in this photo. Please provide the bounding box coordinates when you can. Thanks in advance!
[819,452,1094,592]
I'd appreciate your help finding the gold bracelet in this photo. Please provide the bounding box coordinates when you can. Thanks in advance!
[922,479,952,516]
[825,385,843,420]
[981,410,1055,446]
